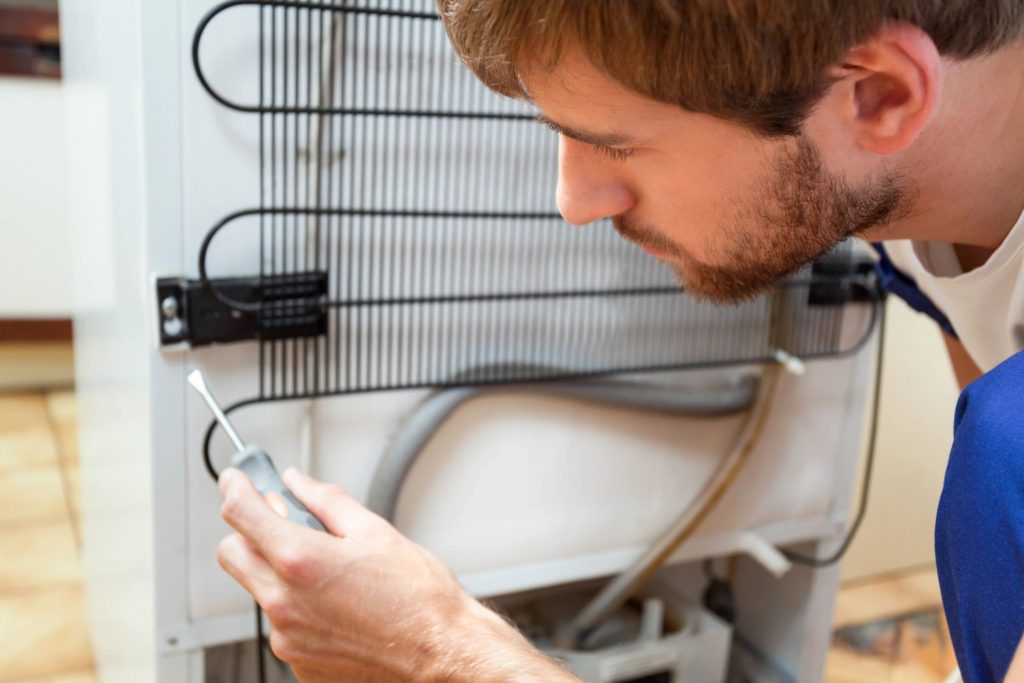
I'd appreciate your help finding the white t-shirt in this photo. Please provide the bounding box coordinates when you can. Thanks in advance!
[882,211,1024,373]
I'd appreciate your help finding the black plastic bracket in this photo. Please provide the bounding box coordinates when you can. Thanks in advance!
[808,254,881,306]
[156,271,328,347]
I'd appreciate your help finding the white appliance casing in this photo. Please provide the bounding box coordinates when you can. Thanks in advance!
[62,1,875,681]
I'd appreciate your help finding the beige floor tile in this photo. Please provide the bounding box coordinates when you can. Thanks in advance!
[0,585,94,679]
[0,430,57,474]
[826,645,894,683]
[829,567,955,683]
[891,659,954,683]
[63,464,80,517]
[834,568,943,628]
[0,521,80,591]
[68,518,81,548]
[44,392,78,467]
[0,394,48,432]
[891,613,957,683]
[0,394,57,472]
[61,464,81,543]
[0,465,68,526]
[6,670,95,683]
[52,421,78,468]
[42,391,76,426]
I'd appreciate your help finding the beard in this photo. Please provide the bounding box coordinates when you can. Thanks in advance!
[613,137,910,303]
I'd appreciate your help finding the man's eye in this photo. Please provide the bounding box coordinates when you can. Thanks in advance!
[591,143,633,161]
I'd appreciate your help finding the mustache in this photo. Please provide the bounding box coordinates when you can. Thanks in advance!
[611,215,684,258]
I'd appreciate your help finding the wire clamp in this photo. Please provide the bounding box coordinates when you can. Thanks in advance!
[772,349,806,376]
[154,272,328,348]
[736,532,792,578]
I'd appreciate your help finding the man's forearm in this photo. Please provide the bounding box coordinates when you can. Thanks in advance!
[427,598,580,683]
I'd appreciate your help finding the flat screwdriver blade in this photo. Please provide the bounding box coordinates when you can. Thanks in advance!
[187,369,247,452]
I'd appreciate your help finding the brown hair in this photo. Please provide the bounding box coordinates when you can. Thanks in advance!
[438,0,1024,135]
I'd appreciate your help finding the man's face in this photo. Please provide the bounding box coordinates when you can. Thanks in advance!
[523,50,910,303]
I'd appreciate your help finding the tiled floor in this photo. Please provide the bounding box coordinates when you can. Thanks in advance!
[0,390,94,683]
[828,570,958,682]
[0,387,955,683]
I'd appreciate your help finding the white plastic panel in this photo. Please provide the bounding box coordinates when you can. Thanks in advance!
[185,351,869,620]
[170,0,874,652]
[63,0,876,680]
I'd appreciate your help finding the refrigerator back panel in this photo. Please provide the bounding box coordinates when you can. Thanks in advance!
[177,0,880,621]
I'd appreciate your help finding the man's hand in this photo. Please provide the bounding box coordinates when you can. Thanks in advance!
[217,467,576,682]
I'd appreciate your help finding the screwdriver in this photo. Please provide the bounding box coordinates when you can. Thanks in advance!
[187,369,327,533]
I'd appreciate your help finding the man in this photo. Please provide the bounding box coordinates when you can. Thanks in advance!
[216,1,1024,680]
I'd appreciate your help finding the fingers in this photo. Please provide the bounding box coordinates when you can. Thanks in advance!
[216,532,276,600]
[265,491,289,518]
[283,468,383,538]
[219,468,324,577]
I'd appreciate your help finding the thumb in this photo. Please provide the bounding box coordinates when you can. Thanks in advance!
[283,468,384,538]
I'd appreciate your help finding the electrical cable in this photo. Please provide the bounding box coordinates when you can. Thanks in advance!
[255,602,266,683]
[784,301,887,568]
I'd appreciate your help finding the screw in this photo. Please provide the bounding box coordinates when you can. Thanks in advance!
[161,296,179,320]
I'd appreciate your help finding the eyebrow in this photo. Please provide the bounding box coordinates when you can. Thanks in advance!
[535,115,636,147]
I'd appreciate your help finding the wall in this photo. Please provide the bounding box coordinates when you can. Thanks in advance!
[0,76,71,318]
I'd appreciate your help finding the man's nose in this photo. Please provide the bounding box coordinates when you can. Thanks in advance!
[555,137,636,226]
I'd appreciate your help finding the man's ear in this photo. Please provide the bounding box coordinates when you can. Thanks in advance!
[826,22,943,155]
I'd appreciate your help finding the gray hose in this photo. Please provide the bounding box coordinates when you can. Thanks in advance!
[366,372,758,521]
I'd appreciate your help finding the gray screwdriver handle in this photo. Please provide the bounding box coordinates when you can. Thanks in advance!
[231,445,327,533]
